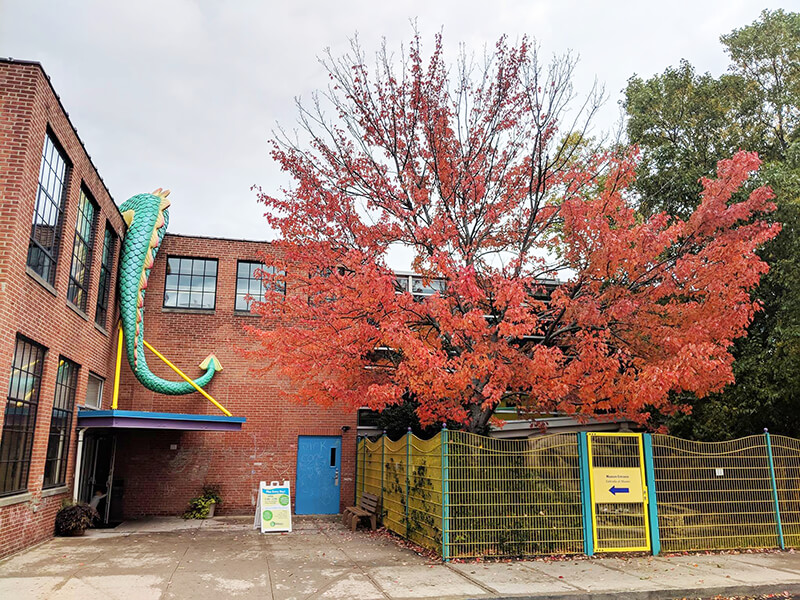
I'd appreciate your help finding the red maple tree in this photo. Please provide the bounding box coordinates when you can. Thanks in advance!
[250,34,780,433]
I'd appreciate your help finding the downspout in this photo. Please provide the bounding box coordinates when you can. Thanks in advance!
[73,428,85,503]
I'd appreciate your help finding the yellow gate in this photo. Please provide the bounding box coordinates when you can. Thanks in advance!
[588,433,651,552]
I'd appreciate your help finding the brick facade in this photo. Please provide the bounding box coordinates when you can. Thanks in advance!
[0,59,125,558]
[114,234,358,518]
[0,56,649,561]
[0,59,358,559]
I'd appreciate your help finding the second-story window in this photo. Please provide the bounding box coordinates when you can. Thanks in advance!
[28,133,70,285]
[235,261,284,312]
[67,189,97,311]
[163,257,217,310]
[395,274,446,300]
[95,225,116,328]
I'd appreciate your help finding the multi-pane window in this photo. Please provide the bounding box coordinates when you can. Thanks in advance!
[28,133,70,284]
[235,261,284,312]
[163,257,218,310]
[395,274,446,300]
[95,225,116,327]
[357,408,380,428]
[43,358,78,488]
[67,189,97,310]
[84,373,104,409]
[0,337,46,496]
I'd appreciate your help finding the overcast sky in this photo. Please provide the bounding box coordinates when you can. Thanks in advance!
[0,0,788,263]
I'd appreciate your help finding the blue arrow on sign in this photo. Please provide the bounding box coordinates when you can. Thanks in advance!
[609,486,629,496]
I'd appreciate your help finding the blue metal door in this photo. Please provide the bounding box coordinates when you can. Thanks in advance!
[296,436,341,514]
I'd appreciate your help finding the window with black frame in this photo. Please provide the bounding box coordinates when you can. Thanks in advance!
[0,336,46,496]
[67,189,97,310]
[28,133,70,285]
[43,357,79,488]
[163,257,217,310]
[95,225,116,328]
[235,261,284,312]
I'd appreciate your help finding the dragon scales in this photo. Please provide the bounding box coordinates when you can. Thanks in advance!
[118,189,221,394]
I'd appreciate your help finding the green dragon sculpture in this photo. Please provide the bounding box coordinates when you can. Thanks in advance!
[118,189,222,394]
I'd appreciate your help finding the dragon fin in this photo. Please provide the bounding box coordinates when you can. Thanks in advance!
[152,188,172,210]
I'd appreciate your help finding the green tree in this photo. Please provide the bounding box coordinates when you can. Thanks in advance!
[625,9,800,440]
[626,60,763,218]
[722,8,800,158]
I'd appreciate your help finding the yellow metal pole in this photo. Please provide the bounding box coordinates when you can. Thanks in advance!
[141,339,232,417]
[112,326,123,409]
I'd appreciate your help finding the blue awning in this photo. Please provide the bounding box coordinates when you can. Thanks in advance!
[77,409,246,431]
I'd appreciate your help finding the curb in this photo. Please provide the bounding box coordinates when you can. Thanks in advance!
[466,582,800,600]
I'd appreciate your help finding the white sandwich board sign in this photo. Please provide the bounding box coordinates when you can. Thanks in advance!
[255,480,292,533]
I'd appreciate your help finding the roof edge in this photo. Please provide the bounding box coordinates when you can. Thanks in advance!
[0,57,122,221]
[164,231,273,245]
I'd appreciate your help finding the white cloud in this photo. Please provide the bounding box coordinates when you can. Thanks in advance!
[0,0,785,267]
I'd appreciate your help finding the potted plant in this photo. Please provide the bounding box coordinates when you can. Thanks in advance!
[182,484,222,519]
[55,501,99,536]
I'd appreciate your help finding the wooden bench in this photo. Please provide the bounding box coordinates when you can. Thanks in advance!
[343,492,380,532]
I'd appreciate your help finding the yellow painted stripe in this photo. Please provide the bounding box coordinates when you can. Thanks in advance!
[142,339,232,417]
[112,326,123,409]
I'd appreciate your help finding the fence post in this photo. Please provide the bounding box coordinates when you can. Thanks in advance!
[642,433,661,556]
[765,429,785,550]
[405,427,411,539]
[361,434,367,498]
[354,436,360,504]
[441,425,450,562]
[577,432,594,556]
[381,430,386,510]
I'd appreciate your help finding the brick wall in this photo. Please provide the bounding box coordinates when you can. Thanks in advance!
[0,60,125,558]
[0,59,358,559]
[116,233,358,518]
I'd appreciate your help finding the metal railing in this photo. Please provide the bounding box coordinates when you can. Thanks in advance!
[650,434,779,552]
[355,429,800,560]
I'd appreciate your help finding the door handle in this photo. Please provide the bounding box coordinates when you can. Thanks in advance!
[334,469,340,486]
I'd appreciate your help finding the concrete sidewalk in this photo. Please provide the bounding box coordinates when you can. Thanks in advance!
[1,516,799,599]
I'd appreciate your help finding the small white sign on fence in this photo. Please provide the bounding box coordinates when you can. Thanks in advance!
[254,480,292,533]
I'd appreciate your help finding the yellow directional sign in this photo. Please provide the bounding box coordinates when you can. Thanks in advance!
[592,467,644,503]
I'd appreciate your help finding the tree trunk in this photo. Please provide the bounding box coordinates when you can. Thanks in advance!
[466,402,494,435]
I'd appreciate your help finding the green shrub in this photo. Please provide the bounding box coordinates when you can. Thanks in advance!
[182,484,222,519]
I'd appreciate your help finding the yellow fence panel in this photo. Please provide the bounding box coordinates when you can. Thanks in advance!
[651,435,779,552]
[447,431,584,559]
[408,435,443,552]
[361,438,383,501]
[382,436,407,539]
[769,435,800,548]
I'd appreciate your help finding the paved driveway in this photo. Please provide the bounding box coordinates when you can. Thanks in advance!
[2,516,800,599]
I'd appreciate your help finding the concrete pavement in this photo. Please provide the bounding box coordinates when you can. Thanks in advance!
[1,516,800,599]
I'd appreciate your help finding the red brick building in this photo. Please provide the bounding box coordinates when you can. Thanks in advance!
[0,59,125,558]
[0,59,358,558]
[108,233,357,520]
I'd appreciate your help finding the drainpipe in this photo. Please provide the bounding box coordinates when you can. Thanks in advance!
[73,428,85,503]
